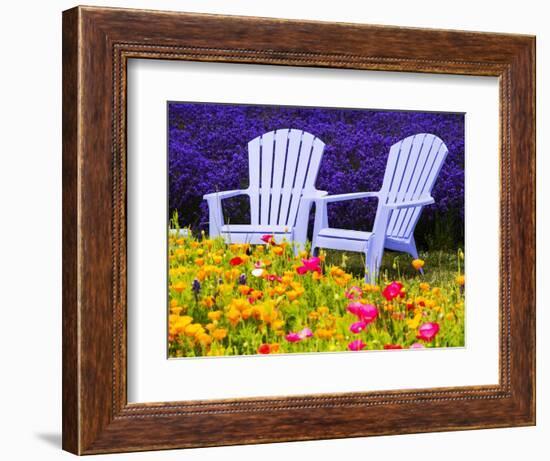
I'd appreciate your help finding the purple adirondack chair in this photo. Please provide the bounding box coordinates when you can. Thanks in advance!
[311,133,449,282]
[203,129,327,250]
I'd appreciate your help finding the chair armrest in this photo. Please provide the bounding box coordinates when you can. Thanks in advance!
[385,196,435,209]
[203,189,246,201]
[315,191,379,203]
[301,190,328,200]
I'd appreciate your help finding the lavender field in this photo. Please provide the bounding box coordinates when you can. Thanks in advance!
[168,102,464,250]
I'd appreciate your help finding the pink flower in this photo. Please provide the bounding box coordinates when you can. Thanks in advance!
[409,342,426,349]
[348,339,366,351]
[345,286,363,300]
[296,257,321,275]
[349,321,367,334]
[261,234,275,244]
[285,332,302,342]
[267,274,282,282]
[347,302,378,324]
[382,281,403,301]
[254,260,265,268]
[285,327,313,343]
[416,322,440,342]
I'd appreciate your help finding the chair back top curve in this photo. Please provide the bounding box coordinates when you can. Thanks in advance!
[375,133,449,241]
[247,129,325,228]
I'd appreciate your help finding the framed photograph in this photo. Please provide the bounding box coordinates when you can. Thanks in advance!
[62,5,535,454]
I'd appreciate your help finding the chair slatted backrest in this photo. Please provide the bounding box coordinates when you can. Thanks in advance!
[248,129,325,227]
[377,133,448,240]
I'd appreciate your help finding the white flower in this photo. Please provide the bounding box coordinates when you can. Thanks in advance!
[251,268,264,277]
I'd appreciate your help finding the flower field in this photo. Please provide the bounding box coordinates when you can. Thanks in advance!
[168,229,465,358]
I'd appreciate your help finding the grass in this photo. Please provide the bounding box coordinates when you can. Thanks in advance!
[323,249,462,286]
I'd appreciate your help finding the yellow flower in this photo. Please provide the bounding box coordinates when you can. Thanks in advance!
[229,243,243,253]
[286,290,300,301]
[281,275,293,285]
[432,287,441,296]
[205,323,216,332]
[226,308,241,326]
[212,328,228,341]
[238,285,251,295]
[419,282,430,291]
[229,298,249,312]
[197,333,212,346]
[216,283,231,295]
[212,255,222,264]
[196,249,205,256]
[312,271,322,281]
[207,310,222,321]
[456,275,465,286]
[407,313,422,330]
[195,258,205,266]
[272,246,284,256]
[250,289,263,300]
[317,306,329,315]
[201,296,215,308]
[308,311,320,320]
[315,328,335,339]
[412,259,425,270]
[272,319,285,330]
[184,323,203,337]
[445,313,454,321]
[172,282,185,293]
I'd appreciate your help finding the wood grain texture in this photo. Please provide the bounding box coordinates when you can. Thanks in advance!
[62,5,536,455]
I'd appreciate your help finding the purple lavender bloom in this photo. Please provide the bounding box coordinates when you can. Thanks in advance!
[168,103,464,249]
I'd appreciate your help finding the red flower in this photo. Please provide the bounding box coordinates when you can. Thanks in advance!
[261,234,275,244]
[267,274,282,282]
[382,281,403,301]
[229,256,244,266]
[383,344,403,350]
[406,302,415,311]
[258,344,271,354]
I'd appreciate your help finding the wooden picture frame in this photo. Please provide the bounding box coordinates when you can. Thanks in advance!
[62,5,536,454]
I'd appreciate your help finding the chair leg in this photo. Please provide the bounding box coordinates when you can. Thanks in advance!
[409,239,424,275]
